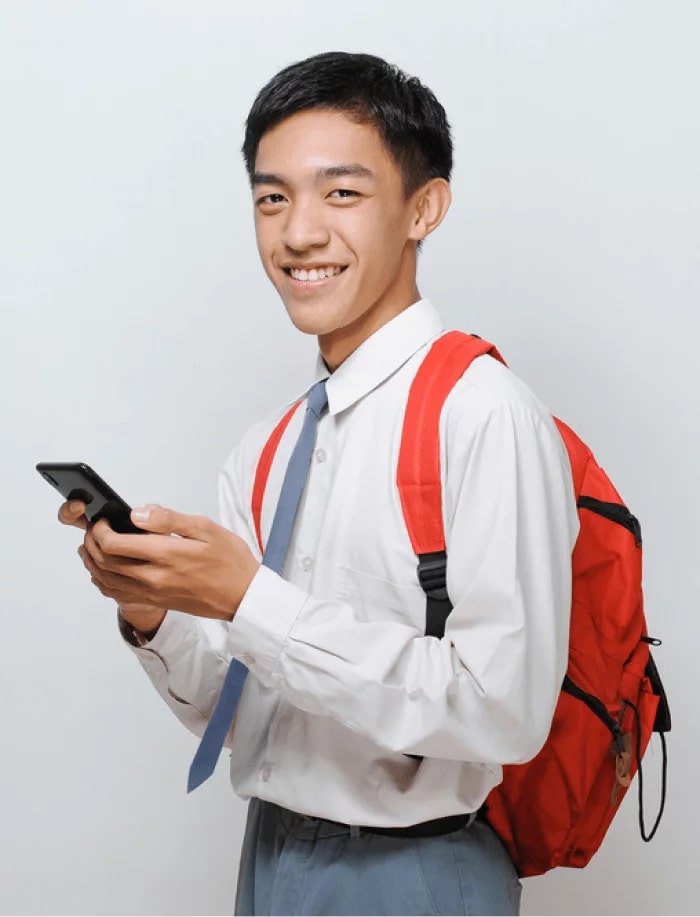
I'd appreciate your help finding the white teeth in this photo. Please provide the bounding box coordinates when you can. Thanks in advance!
[289,266,343,281]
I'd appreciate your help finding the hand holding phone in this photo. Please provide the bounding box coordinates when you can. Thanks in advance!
[41,459,260,631]
[37,462,144,534]
[40,461,168,637]
[58,498,89,530]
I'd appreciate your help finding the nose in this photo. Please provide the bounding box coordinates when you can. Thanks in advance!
[281,198,330,252]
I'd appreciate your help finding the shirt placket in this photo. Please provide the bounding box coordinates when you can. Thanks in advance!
[289,412,333,587]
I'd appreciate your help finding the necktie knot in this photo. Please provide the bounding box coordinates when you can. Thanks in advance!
[306,379,328,418]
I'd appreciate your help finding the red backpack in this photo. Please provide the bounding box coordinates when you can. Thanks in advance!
[252,330,670,878]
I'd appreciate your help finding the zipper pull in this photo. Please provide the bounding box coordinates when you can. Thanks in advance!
[610,732,633,806]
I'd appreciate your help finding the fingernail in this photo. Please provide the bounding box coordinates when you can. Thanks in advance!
[132,507,151,522]
[70,501,82,512]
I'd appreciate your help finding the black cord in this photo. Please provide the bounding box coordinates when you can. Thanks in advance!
[627,698,668,842]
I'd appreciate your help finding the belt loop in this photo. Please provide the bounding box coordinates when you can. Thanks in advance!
[350,824,360,838]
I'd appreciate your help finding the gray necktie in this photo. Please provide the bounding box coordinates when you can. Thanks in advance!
[187,379,328,791]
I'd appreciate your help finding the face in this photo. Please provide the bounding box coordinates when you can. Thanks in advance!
[252,109,444,370]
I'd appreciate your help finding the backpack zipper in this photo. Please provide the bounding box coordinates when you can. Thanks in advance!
[577,496,642,547]
[562,675,626,755]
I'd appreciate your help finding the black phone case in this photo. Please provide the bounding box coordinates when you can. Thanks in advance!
[36,462,144,534]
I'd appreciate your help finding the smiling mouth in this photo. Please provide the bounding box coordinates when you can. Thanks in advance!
[282,265,348,286]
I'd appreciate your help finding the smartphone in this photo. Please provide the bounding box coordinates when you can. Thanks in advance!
[36,461,145,534]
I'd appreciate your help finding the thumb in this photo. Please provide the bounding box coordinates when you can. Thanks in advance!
[130,504,207,539]
[130,504,169,532]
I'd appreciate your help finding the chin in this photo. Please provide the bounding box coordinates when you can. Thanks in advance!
[287,316,329,336]
[282,300,349,337]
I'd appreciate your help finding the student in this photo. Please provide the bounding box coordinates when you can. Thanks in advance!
[59,51,580,916]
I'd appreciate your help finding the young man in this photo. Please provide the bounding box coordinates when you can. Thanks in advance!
[60,52,579,915]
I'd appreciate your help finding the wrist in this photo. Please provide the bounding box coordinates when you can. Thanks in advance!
[232,560,261,618]
[220,560,261,621]
[118,608,167,647]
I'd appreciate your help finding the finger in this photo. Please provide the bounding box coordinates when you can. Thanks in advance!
[58,500,88,530]
[83,526,108,569]
[79,542,113,581]
[83,526,146,578]
[92,508,212,562]
[90,525,171,565]
[128,505,213,541]
[79,546,151,601]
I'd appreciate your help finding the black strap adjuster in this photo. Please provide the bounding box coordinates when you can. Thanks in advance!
[407,551,454,762]
[417,551,449,601]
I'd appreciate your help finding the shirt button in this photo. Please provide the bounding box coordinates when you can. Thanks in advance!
[315,448,327,463]
[301,556,313,572]
[261,765,272,782]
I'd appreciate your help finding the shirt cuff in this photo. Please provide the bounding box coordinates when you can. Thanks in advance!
[118,608,151,647]
[117,608,170,649]
[227,564,309,679]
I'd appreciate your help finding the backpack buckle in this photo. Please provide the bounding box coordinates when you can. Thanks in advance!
[417,552,449,600]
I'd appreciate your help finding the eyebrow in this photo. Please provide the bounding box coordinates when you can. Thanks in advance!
[252,163,376,187]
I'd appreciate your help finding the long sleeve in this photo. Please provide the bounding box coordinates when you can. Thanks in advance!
[227,395,579,765]
[113,301,583,824]
[118,433,260,744]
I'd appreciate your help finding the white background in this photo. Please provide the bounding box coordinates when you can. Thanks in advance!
[1,1,697,914]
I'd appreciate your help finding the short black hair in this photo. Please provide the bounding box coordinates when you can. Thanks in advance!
[241,51,453,251]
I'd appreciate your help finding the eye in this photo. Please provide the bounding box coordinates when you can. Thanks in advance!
[329,189,360,199]
[256,193,286,206]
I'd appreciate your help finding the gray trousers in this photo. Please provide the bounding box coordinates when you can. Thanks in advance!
[235,798,522,916]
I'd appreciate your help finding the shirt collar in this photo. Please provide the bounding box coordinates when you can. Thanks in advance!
[307,298,444,416]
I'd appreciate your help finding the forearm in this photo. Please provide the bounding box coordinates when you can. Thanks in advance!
[228,561,571,764]
[225,398,579,764]
[118,607,236,744]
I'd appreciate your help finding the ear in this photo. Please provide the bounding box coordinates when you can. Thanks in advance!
[407,178,452,243]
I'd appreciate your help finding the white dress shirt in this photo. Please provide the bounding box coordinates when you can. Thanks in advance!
[127,299,579,827]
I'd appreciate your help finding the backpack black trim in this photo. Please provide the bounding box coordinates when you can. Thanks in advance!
[577,496,642,547]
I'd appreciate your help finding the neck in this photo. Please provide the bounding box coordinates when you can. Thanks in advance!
[320,285,422,372]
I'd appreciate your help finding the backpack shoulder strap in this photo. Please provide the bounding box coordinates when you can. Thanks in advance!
[251,400,303,555]
[550,417,593,499]
[250,331,504,560]
[397,330,507,558]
